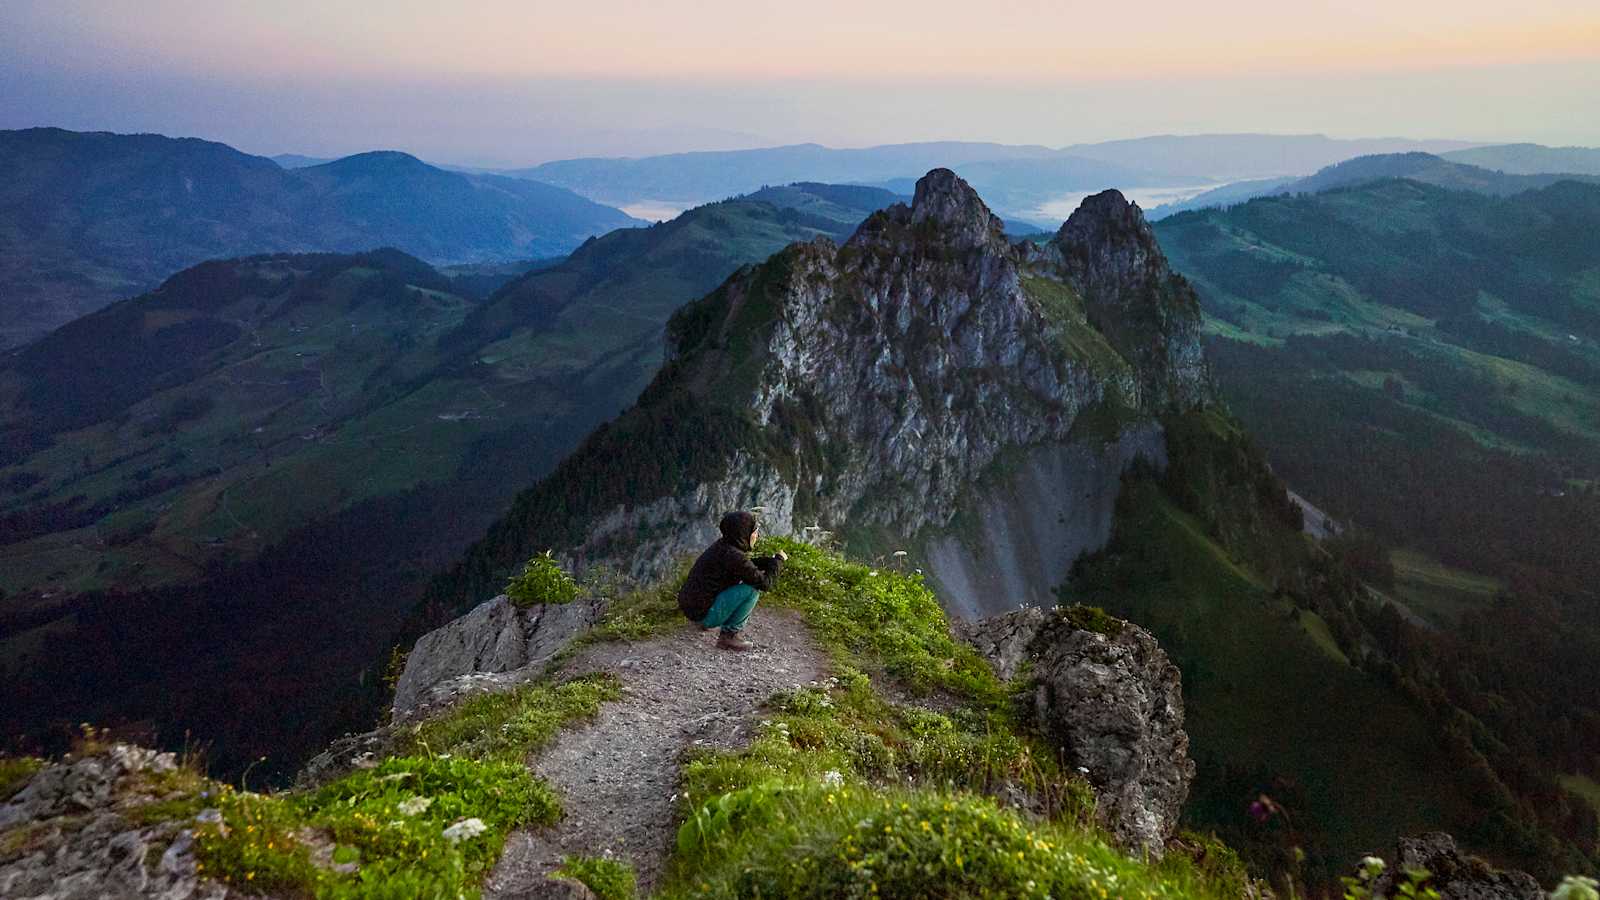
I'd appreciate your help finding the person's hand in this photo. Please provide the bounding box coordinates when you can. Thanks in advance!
[776,549,788,561]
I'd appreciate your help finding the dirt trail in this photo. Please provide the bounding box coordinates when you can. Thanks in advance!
[485,608,829,897]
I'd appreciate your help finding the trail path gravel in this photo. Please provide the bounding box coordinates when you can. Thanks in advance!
[485,608,828,897]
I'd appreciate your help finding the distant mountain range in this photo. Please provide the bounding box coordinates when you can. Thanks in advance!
[0,181,899,774]
[1441,143,1600,176]
[0,128,641,345]
[503,134,1486,223]
[270,154,335,169]
[1150,148,1600,218]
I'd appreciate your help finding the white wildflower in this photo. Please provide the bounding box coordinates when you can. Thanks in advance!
[822,770,844,787]
[398,796,433,816]
[442,817,488,844]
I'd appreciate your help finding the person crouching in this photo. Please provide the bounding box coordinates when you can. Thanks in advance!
[677,510,787,651]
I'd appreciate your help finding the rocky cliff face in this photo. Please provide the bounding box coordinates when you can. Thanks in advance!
[434,167,1215,622]
[957,606,1195,857]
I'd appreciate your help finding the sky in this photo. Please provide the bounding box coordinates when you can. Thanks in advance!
[2,0,1597,167]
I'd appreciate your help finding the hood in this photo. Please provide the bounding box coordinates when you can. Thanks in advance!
[719,510,757,551]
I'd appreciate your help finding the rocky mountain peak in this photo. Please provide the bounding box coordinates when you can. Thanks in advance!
[429,168,1216,613]
[907,167,1007,250]
[1035,187,1214,409]
[1051,188,1163,288]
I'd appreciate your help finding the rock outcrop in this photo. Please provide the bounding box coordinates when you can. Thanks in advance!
[392,593,606,718]
[957,606,1195,857]
[1368,833,1543,900]
[0,745,223,899]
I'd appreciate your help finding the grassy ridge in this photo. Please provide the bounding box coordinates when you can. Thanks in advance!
[26,543,1256,898]
[652,536,1253,898]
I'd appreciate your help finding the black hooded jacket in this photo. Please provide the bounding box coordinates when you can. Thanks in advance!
[677,511,783,621]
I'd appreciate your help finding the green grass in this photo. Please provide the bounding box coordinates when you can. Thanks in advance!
[755,536,1004,704]
[1294,608,1352,667]
[504,551,582,607]
[122,671,624,897]
[667,783,1238,899]
[193,754,555,897]
[556,855,637,900]
[1390,548,1502,626]
[399,673,620,765]
[0,755,44,800]
[651,536,1257,898]
[1559,775,1600,829]
[1021,276,1135,378]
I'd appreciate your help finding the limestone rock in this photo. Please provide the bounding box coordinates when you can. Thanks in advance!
[0,745,226,900]
[1369,833,1542,900]
[392,592,605,718]
[951,605,1048,681]
[959,606,1195,856]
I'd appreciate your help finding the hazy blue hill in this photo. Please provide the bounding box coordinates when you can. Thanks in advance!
[296,151,639,262]
[0,129,640,345]
[509,135,1488,229]
[1443,143,1600,176]
[510,140,1107,206]
[1147,176,1298,218]
[742,181,907,218]
[0,182,896,776]
[1148,153,1600,218]
[938,153,1180,213]
[1060,133,1483,179]
[271,153,335,169]
[0,128,312,343]
[1286,151,1599,197]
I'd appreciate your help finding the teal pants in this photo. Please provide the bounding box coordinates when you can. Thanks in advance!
[700,583,760,634]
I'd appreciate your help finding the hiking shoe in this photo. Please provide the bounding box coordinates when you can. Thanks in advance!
[699,623,716,632]
[717,632,753,652]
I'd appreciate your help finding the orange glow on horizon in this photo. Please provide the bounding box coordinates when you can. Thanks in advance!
[15,0,1599,83]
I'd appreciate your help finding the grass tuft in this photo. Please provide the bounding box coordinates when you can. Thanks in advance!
[1060,603,1125,638]
[505,550,581,607]
[0,756,45,801]
[399,673,621,765]
[556,854,638,899]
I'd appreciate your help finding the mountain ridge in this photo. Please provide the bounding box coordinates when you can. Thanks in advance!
[0,128,642,344]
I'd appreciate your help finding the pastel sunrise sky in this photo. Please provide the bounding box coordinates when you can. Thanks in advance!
[2,0,1596,166]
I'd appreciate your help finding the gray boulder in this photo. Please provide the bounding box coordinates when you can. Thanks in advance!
[391,593,605,719]
[1368,833,1542,900]
[958,606,1195,857]
[0,745,227,900]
